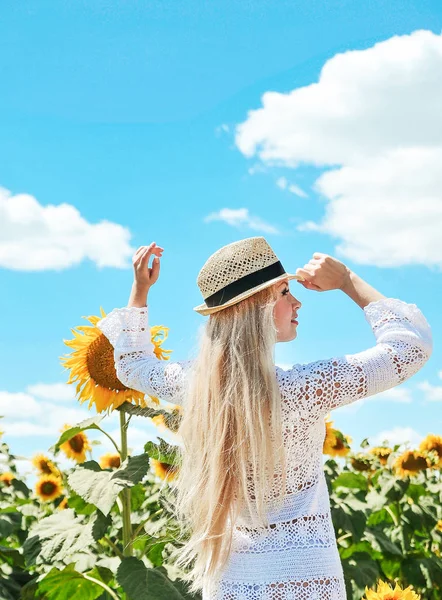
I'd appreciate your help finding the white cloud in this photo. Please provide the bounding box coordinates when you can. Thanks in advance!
[338,385,413,414]
[276,177,308,198]
[26,383,75,402]
[416,380,442,402]
[204,208,280,234]
[0,187,135,271]
[248,163,268,175]
[0,392,42,420]
[368,426,423,449]
[235,30,442,268]
[215,124,230,136]
[0,389,89,436]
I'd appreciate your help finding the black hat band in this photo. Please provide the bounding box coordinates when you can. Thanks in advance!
[204,261,286,308]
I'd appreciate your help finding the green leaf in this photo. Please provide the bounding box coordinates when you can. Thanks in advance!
[68,455,150,516]
[117,558,196,599]
[363,529,403,557]
[10,478,30,497]
[68,493,97,516]
[343,554,380,588]
[332,502,366,542]
[144,438,180,466]
[37,565,103,600]
[50,416,105,454]
[0,513,21,537]
[0,544,25,568]
[23,509,94,566]
[92,512,112,542]
[366,507,394,527]
[332,472,368,491]
[130,484,146,511]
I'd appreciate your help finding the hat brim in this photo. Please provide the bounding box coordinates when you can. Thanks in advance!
[193,272,305,316]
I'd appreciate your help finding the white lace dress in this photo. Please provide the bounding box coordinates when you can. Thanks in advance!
[97,298,433,600]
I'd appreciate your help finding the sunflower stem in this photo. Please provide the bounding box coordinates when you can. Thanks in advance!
[96,426,121,456]
[120,411,133,557]
[83,574,120,600]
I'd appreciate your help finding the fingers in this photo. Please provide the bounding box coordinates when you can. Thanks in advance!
[133,243,163,265]
[296,266,315,279]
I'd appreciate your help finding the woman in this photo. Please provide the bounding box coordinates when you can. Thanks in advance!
[97,236,433,600]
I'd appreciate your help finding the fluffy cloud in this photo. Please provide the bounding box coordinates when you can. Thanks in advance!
[0,187,134,271]
[26,383,76,402]
[336,385,413,414]
[276,177,308,198]
[235,30,442,268]
[0,390,89,435]
[368,426,423,449]
[416,380,442,402]
[204,207,280,234]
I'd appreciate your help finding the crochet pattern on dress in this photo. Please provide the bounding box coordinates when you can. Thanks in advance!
[97,297,433,600]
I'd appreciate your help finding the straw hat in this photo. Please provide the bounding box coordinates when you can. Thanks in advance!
[193,236,305,316]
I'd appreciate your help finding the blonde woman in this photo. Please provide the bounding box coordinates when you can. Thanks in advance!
[97,237,433,600]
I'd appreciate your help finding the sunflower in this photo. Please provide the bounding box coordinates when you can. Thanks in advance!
[323,418,352,457]
[32,454,60,477]
[393,450,430,479]
[35,474,63,502]
[0,472,15,486]
[150,458,179,482]
[350,453,374,472]
[419,434,442,468]
[59,425,92,463]
[58,497,68,510]
[368,446,393,466]
[363,580,420,599]
[151,413,167,430]
[99,453,121,469]
[60,308,172,413]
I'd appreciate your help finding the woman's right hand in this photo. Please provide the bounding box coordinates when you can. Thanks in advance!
[295,253,351,292]
[132,242,163,290]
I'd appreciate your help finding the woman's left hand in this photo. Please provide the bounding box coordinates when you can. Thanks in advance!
[132,242,163,290]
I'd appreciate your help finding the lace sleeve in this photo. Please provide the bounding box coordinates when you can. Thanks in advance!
[96,306,193,404]
[276,298,433,420]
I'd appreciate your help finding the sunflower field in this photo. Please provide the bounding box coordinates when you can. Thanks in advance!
[0,311,441,600]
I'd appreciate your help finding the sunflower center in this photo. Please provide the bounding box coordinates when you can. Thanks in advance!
[402,453,428,472]
[429,443,442,457]
[86,334,129,391]
[333,437,344,450]
[108,456,121,469]
[41,481,57,495]
[160,462,178,474]
[69,434,85,453]
[39,461,54,475]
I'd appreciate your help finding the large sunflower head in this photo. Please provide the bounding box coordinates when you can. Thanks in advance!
[368,446,393,466]
[59,425,92,463]
[32,454,60,477]
[419,434,442,468]
[99,453,121,470]
[35,474,63,502]
[150,458,179,482]
[363,580,420,599]
[323,418,352,457]
[60,309,172,413]
[393,450,430,479]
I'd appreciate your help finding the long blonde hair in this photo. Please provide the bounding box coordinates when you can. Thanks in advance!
[167,284,289,594]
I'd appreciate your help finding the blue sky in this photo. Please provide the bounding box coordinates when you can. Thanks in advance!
[0,0,441,479]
